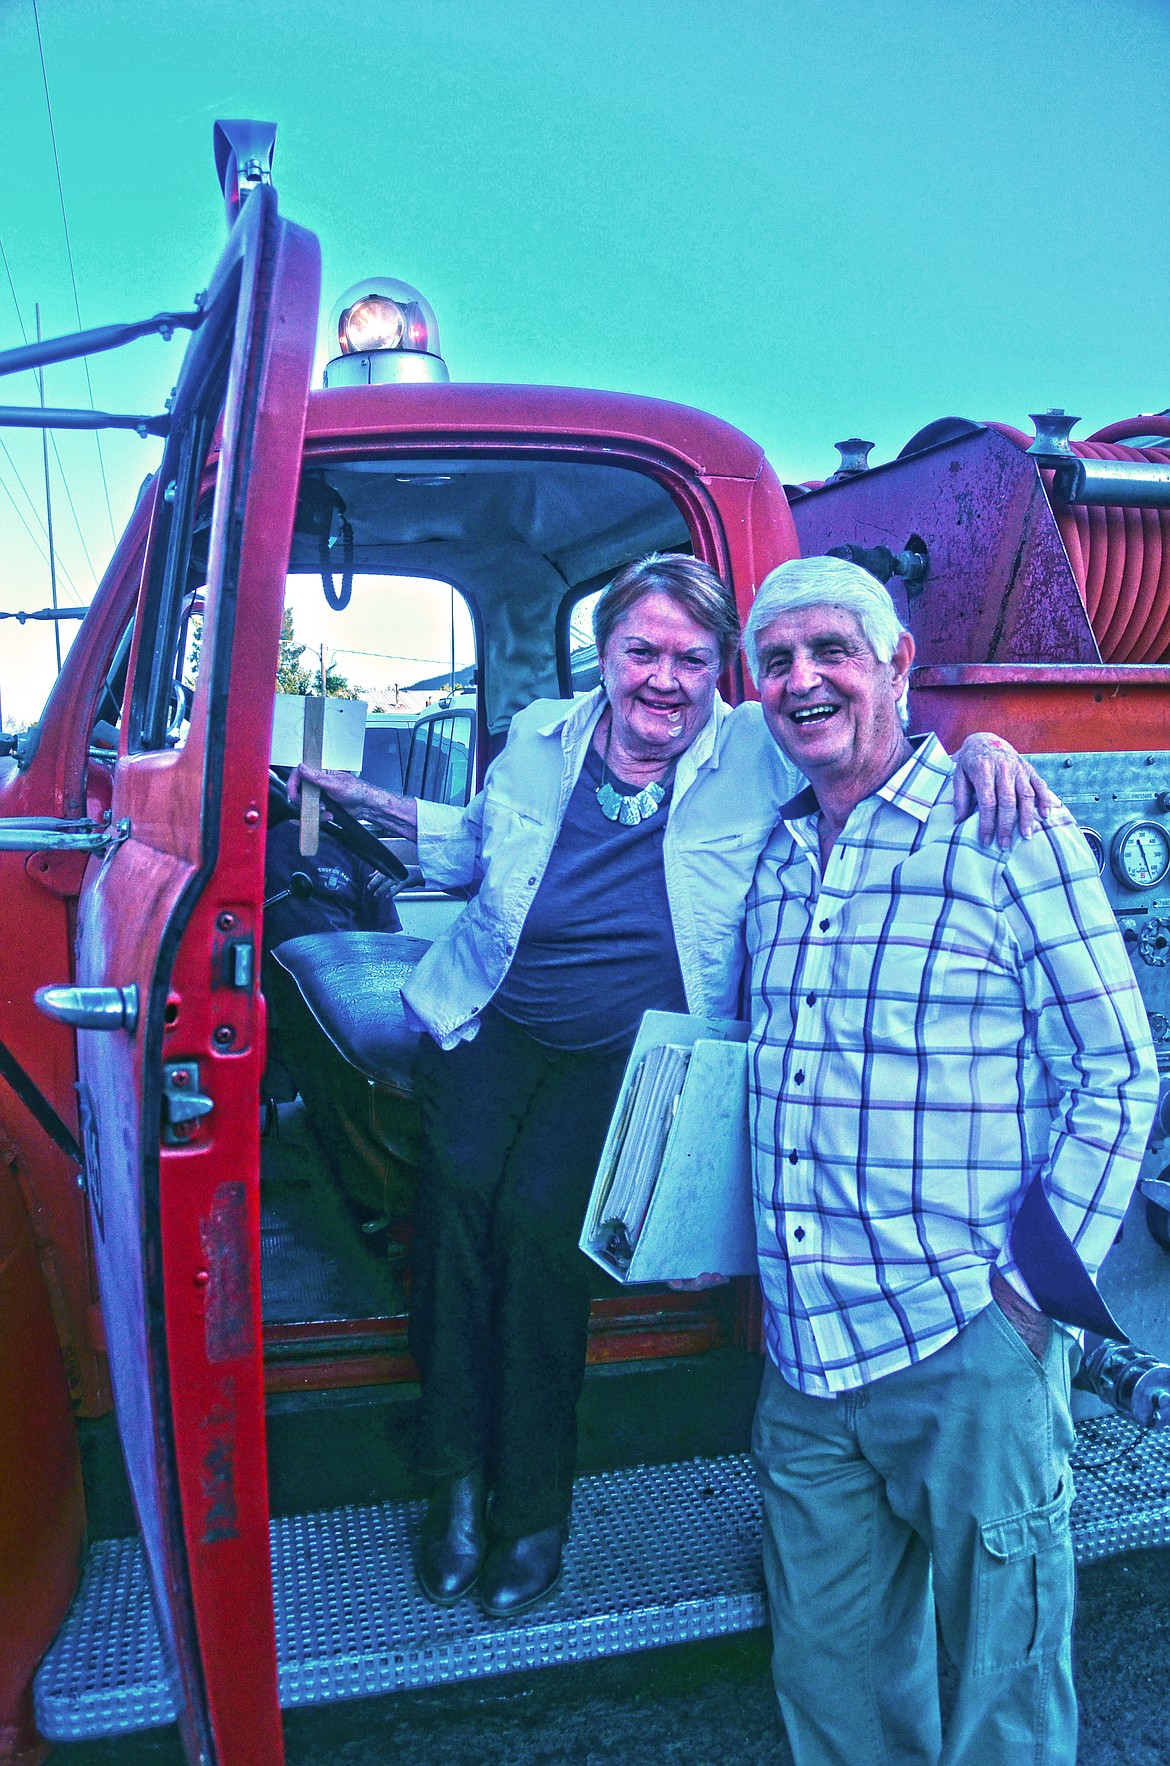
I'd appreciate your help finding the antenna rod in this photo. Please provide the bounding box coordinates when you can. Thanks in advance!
[35,305,62,672]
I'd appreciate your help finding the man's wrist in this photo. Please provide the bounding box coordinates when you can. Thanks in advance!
[375,791,418,840]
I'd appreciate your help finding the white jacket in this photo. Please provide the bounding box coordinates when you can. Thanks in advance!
[401,689,799,1049]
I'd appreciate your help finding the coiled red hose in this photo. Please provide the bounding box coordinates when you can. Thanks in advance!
[991,418,1170,663]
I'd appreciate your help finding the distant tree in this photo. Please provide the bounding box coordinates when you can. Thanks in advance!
[276,608,312,694]
[323,662,360,700]
[275,607,361,699]
[182,613,204,689]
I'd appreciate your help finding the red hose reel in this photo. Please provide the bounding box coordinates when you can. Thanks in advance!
[996,418,1170,663]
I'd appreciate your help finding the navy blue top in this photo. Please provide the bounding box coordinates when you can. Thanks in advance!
[493,742,688,1051]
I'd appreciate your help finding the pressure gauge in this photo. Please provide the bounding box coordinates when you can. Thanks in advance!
[1110,819,1170,891]
[1078,828,1106,874]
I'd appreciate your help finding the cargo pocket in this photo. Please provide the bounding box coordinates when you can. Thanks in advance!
[974,1478,1075,1674]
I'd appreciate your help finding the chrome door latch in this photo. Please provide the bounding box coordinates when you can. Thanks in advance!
[35,983,139,1034]
[162,1062,214,1144]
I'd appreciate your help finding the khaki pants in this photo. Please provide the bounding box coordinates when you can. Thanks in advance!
[751,1302,1078,1766]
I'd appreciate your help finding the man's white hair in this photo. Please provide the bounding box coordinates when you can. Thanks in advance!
[743,555,909,682]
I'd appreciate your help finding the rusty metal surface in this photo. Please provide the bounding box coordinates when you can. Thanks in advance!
[791,428,1100,666]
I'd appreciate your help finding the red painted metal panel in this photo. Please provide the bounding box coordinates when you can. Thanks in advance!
[305,382,768,481]
[705,461,800,701]
[74,193,319,1766]
[164,220,321,1766]
[0,508,154,1421]
[0,1164,84,1766]
[910,664,1170,752]
[0,846,106,1417]
[261,1327,728,1395]
[259,1289,735,1392]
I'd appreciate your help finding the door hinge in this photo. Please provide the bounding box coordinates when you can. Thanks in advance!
[162,1062,214,1144]
[0,814,128,854]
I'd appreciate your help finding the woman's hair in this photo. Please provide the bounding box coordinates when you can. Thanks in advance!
[593,553,740,668]
[742,555,908,682]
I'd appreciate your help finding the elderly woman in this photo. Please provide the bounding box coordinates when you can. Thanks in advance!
[291,553,1050,1619]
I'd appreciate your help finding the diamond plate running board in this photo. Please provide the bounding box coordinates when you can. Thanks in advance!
[35,1455,765,1743]
[33,1430,1170,1743]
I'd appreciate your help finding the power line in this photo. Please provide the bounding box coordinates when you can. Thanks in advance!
[43,438,96,586]
[330,646,470,665]
[0,239,26,344]
[35,304,62,667]
[31,0,116,542]
[0,434,90,600]
[0,233,97,589]
[0,458,81,597]
[0,436,49,538]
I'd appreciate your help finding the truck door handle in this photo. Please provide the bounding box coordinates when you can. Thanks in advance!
[35,984,139,1034]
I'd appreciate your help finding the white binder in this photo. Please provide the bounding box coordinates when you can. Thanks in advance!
[580,1010,758,1284]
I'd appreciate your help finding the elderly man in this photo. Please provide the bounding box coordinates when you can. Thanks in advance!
[740,556,1158,1766]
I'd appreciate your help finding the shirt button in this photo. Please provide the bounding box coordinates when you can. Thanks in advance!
[527,876,537,886]
[788,1149,799,1164]
[793,1225,806,1242]
[794,1070,805,1085]
[505,944,514,956]
[818,918,830,932]
[805,991,817,1006]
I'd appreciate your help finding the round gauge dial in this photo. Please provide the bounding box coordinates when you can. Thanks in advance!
[1079,827,1106,874]
[1110,819,1170,891]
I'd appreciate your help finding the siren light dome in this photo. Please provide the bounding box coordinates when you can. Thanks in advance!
[342,296,406,354]
[324,277,449,387]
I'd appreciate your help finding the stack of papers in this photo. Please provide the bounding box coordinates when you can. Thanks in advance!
[590,1044,692,1271]
[579,1010,757,1285]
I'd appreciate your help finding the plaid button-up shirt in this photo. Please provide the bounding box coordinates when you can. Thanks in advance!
[746,734,1158,1397]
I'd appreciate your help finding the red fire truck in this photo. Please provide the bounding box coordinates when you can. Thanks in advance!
[1,124,1168,1764]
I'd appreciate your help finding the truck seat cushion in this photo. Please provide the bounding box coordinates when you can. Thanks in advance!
[271,931,430,1095]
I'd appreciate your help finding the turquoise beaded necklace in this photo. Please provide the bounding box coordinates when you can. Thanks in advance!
[594,719,674,826]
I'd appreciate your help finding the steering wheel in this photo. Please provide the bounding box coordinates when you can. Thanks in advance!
[267,771,409,888]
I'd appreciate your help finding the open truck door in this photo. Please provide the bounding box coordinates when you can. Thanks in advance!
[36,185,319,1764]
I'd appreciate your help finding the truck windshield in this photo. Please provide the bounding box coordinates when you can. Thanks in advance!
[287,454,694,735]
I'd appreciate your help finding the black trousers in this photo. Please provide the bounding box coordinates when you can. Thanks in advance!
[409,1008,628,1538]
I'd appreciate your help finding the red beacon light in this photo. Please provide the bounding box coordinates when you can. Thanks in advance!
[323,277,449,386]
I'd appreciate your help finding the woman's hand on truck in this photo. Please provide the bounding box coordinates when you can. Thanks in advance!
[951,733,1061,848]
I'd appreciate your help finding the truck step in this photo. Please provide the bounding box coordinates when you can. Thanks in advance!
[34,1425,1170,1744]
[35,1454,766,1743]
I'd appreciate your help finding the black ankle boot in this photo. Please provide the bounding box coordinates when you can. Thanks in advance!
[478,1522,565,1618]
[416,1470,487,1604]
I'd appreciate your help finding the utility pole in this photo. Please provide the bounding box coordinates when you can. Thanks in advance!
[35,304,62,672]
[319,643,328,697]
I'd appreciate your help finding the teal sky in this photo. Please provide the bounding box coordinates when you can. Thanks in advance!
[1,0,1168,722]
